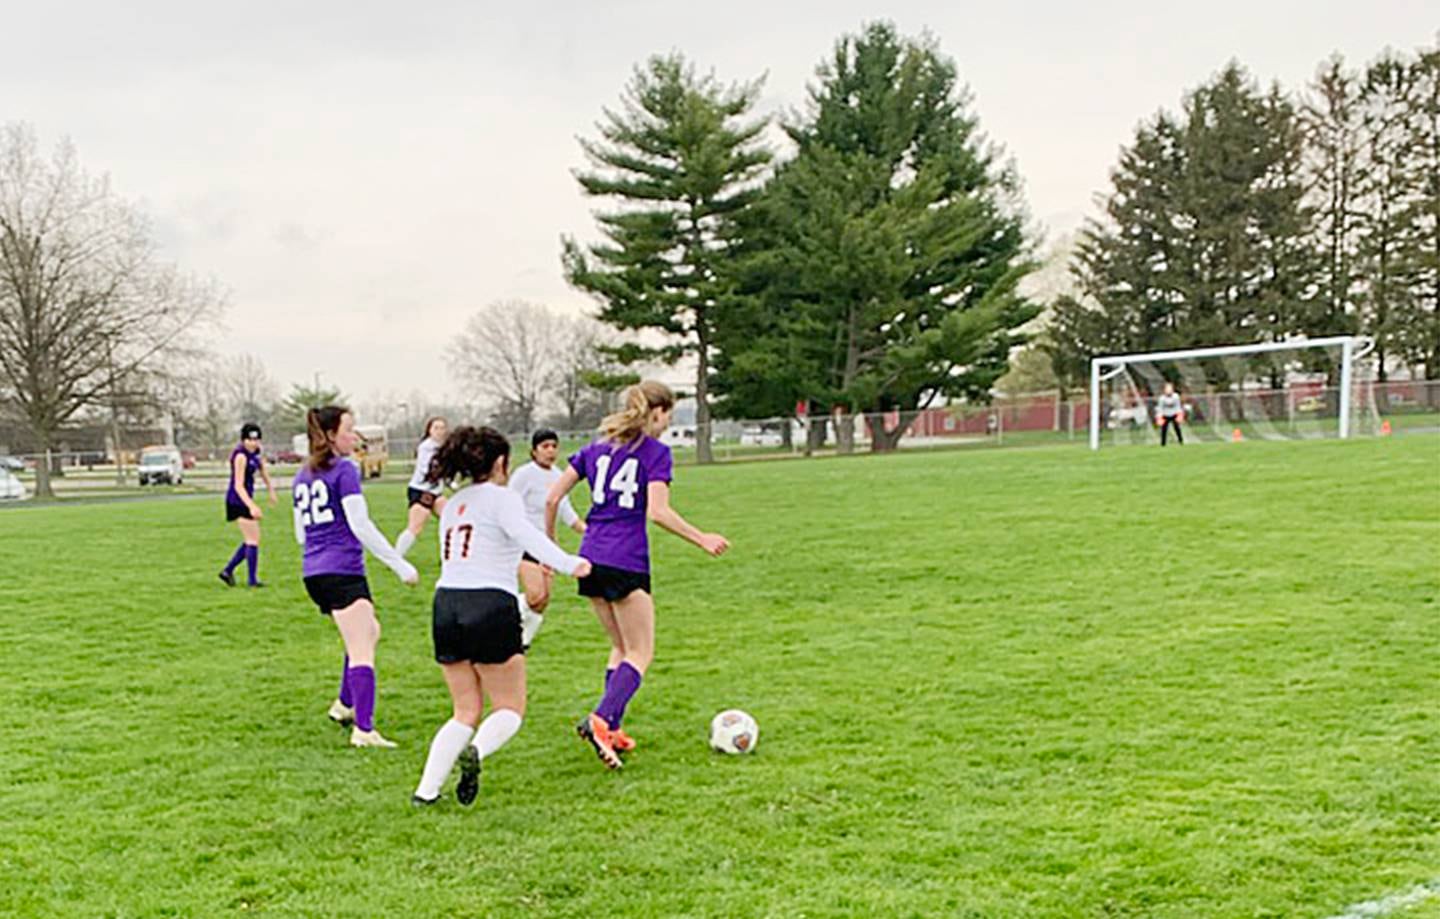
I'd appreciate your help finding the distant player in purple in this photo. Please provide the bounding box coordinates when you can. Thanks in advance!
[292,406,418,749]
[546,381,729,769]
[219,422,276,588]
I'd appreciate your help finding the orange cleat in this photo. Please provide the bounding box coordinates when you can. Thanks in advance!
[611,728,636,753]
[577,713,623,769]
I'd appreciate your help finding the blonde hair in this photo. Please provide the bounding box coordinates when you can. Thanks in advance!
[599,380,675,444]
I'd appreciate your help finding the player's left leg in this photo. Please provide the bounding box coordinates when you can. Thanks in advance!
[237,518,263,586]
[414,661,482,804]
[396,501,431,557]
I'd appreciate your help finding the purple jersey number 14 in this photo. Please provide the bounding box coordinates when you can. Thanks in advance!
[593,455,641,508]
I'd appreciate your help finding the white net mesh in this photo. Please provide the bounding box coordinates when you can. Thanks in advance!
[1095,339,1381,447]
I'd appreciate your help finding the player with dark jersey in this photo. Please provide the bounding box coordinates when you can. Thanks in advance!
[545,381,729,769]
[293,406,418,748]
[219,422,276,587]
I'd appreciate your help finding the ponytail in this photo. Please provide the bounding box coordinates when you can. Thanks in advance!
[599,380,675,445]
[306,405,350,471]
[427,425,510,485]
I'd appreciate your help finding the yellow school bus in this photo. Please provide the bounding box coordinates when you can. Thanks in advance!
[354,425,388,478]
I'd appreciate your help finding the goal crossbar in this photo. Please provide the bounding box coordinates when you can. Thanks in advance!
[1088,336,1375,450]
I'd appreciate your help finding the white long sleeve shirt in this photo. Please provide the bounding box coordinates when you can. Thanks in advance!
[508,461,579,531]
[436,482,585,592]
[1157,393,1183,418]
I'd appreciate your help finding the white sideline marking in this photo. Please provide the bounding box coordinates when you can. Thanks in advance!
[1325,879,1440,919]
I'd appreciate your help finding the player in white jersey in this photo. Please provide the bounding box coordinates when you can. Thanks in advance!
[507,429,586,649]
[411,426,590,807]
[396,416,448,558]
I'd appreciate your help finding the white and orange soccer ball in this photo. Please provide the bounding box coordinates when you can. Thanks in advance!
[709,709,759,755]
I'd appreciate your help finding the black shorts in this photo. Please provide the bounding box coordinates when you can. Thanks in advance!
[432,588,523,664]
[225,501,253,522]
[304,574,373,615]
[578,563,651,602]
[407,487,440,510]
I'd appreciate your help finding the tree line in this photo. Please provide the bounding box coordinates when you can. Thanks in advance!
[4,23,1436,494]
[1041,45,1440,396]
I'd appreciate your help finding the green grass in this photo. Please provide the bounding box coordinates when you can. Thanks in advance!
[1,437,1437,917]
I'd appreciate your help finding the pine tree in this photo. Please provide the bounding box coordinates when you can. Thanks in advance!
[562,54,770,462]
[725,23,1036,453]
[1302,57,1366,338]
[1053,63,1315,398]
[1401,45,1440,379]
[1355,53,1425,382]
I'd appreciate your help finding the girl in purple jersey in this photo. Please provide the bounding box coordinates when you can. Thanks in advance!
[293,406,419,749]
[545,381,729,769]
[219,422,277,588]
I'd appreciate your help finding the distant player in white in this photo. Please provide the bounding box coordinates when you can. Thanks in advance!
[411,426,590,806]
[396,416,448,557]
[1154,383,1185,447]
[507,429,585,649]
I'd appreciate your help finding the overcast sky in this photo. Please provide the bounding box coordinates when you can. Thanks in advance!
[5,2,1435,405]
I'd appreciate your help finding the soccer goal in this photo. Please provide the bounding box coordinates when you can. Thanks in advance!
[1088,336,1379,450]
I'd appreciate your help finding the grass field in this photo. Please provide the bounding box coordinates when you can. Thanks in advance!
[1,436,1437,917]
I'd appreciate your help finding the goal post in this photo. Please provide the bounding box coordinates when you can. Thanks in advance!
[1088,336,1377,450]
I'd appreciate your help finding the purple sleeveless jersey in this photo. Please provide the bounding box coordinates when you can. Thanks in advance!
[225,445,262,506]
[293,458,365,577]
[569,435,673,574]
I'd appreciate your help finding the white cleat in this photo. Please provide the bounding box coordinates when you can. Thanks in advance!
[327,699,356,726]
[350,727,397,748]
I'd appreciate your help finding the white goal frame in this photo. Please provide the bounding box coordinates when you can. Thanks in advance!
[1088,336,1376,450]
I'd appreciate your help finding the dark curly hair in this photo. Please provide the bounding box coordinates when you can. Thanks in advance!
[427,425,510,485]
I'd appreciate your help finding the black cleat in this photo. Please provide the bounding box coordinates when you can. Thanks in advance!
[455,746,481,806]
[218,570,236,587]
[411,794,439,807]
[247,581,266,589]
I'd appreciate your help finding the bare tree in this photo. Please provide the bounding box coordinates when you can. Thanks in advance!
[551,314,626,430]
[225,352,278,427]
[448,300,563,435]
[0,125,222,496]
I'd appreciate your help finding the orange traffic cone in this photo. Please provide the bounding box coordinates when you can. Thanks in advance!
[1231,428,1243,443]
[1380,419,1392,436]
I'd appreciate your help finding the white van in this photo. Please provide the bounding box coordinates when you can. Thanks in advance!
[138,446,184,486]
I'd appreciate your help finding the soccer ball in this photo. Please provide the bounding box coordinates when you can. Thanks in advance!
[709,709,759,755]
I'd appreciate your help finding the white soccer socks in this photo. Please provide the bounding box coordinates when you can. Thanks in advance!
[395,530,416,558]
[415,719,476,800]
[471,709,522,759]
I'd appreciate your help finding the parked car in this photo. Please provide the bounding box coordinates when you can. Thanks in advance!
[138,446,184,485]
[0,466,28,500]
[274,450,304,464]
[0,455,24,473]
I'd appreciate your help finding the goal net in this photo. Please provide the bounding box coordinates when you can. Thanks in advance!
[1088,337,1380,449]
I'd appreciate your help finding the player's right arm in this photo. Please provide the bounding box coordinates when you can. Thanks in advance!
[292,482,306,545]
[233,453,261,518]
[497,490,589,577]
[545,466,582,541]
